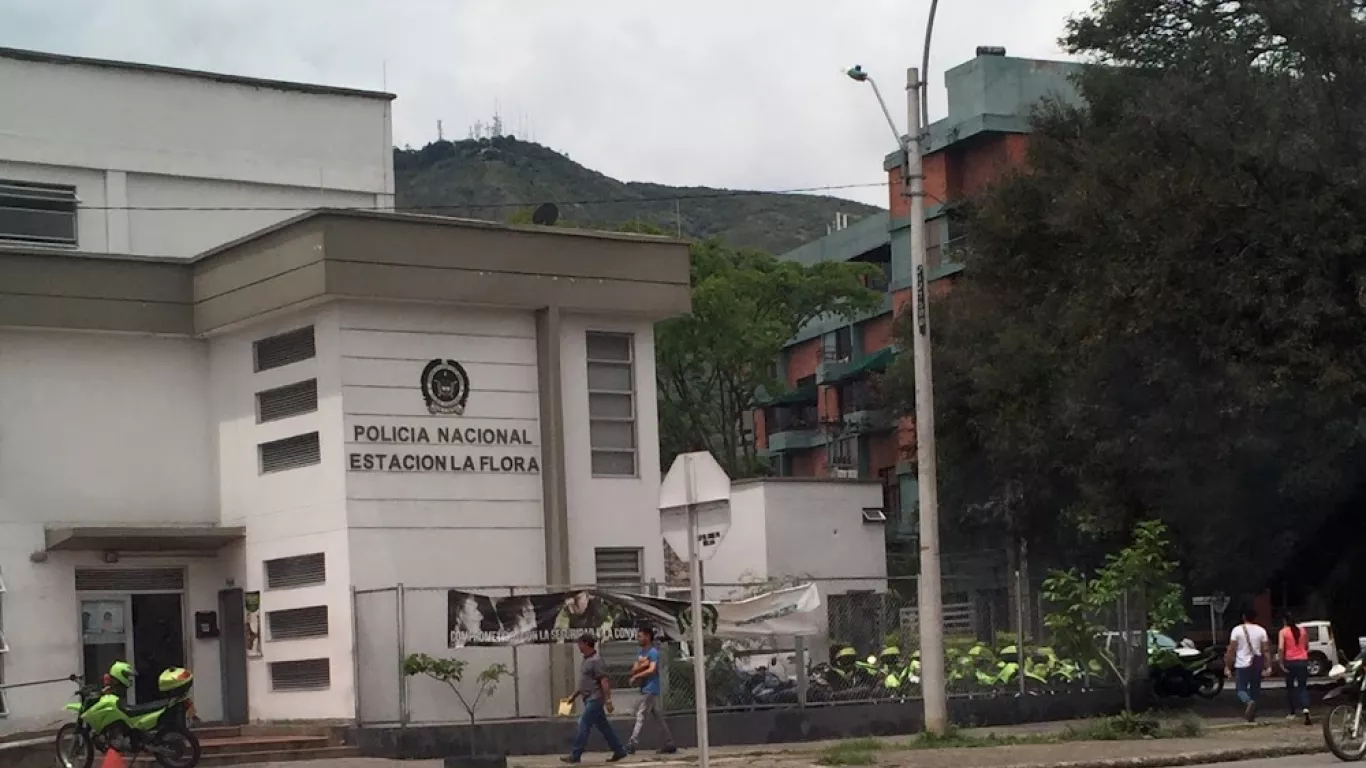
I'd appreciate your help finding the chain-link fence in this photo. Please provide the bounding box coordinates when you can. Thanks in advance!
[354,575,1142,726]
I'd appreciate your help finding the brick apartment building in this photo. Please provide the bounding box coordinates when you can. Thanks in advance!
[754,50,1082,549]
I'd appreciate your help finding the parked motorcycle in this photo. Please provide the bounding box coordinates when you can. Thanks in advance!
[56,663,200,768]
[1322,650,1366,762]
[1150,641,1224,700]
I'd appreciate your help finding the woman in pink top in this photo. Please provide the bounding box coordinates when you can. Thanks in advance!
[1279,614,1311,724]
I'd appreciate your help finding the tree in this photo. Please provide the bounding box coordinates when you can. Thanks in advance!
[656,241,882,477]
[893,0,1366,595]
[1042,521,1188,711]
[403,654,511,756]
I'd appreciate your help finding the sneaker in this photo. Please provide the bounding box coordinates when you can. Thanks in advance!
[658,746,679,755]
[1286,713,1299,720]
[608,752,628,762]
[1304,709,1313,726]
[625,744,637,755]
[560,758,580,764]
[1245,700,1257,722]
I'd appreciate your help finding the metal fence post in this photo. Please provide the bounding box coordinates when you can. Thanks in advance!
[1015,569,1026,697]
[509,587,522,717]
[397,583,408,728]
[795,635,808,707]
[352,586,363,725]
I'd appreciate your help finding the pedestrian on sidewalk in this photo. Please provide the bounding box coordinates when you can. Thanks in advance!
[626,627,677,755]
[1278,613,1312,724]
[562,634,628,764]
[1225,606,1271,722]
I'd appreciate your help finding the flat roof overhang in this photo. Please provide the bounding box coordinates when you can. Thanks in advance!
[44,526,245,553]
[0,209,694,337]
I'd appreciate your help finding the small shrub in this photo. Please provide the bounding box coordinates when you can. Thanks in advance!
[818,738,883,765]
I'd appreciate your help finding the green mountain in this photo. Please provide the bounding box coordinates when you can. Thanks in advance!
[394,137,882,253]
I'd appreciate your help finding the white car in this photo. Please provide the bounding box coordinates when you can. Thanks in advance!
[1297,620,1341,677]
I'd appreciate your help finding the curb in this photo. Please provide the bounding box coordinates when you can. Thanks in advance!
[1000,743,1327,768]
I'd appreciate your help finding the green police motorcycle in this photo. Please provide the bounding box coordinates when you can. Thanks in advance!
[55,662,200,768]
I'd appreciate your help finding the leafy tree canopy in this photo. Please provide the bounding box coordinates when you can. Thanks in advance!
[901,0,1366,595]
[657,242,882,477]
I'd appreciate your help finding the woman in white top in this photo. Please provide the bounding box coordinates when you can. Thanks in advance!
[1224,606,1272,722]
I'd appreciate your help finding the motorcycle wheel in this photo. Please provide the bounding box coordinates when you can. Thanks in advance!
[1195,673,1224,700]
[1323,703,1366,762]
[152,728,201,768]
[55,723,94,768]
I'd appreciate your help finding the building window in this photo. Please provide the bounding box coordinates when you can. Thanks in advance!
[269,658,331,691]
[256,379,318,424]
[265,553,326,590]
[595,548,644,685]
[253,326,316,373]
[879,467,900,525]
[831,438,857,475]
[586,332,637,477]
[0,179,78,247]
[826,327,853,363]
[259,432,321,474]
[267,606,329,641]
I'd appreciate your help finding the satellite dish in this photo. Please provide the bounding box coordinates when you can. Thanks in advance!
[531,203,559,226]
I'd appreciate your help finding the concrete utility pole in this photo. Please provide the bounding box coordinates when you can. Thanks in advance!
[846,64,947,734]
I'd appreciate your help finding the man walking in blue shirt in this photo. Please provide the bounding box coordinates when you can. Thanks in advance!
[626,627,677,754]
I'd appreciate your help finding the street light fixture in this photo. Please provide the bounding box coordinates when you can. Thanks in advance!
[847,62,948,735]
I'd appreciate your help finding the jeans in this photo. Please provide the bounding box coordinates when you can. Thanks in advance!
[629,693,675,748]
[1284,659,1310,713]
[1235,665,1263,706]
[571,698,624,760]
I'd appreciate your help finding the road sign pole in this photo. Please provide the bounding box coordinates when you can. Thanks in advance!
[688,500,710,768]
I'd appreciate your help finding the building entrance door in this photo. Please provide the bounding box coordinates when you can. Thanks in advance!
[76,568,187,704]
[131,594,186,704]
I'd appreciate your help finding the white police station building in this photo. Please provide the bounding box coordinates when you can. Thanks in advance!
[0,47,689,730]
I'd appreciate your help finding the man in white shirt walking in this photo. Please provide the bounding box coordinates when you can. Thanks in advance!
[1224,606,1272,722]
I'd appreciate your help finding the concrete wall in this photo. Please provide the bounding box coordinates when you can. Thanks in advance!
[210,305,354,721]
[0,328,222,732]
[0,52,392,257]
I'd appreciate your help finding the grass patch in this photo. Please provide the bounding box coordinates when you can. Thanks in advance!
[817,738,885,765]
[904,714,1207,750]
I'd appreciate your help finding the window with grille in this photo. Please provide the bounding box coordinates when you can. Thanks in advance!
[259,432,320,474]
[267,606,329,640]
[595,548,644,685]
[586,332,637,477]
[265,553,326,590]
[253,326,316,372]
[256,379,318,423]
[269,658,330,691]
[0,179,78,247]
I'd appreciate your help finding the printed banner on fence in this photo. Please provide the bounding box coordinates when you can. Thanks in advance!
[447,583,821,647]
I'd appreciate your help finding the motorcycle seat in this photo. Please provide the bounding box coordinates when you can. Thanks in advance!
[117,699,169,717]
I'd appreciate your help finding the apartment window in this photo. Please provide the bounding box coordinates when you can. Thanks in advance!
[586,332,637,477]
[269,658,331,691]
[595,548,644,685]
[253,326,316,372]
[0,179,78,247]
[265,553,326,590]
[267,606,329,640]
[256,379,318,423]
[826,327,853,363]
[259,432,321,474]
[832,437,857,470]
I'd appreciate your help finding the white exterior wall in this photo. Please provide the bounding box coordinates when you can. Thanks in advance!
[559,315,666,587]
[210,306,355,721]
[0,54,393,257]
[0,328,220,732]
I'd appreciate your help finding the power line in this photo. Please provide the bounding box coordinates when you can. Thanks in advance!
[72,181,889,213]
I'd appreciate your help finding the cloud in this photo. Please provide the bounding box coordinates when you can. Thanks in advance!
[1,0,1093,206]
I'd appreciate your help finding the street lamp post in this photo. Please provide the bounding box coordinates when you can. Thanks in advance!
[846,64,947,735]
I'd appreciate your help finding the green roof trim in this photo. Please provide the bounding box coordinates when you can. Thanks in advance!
[759,381,818,406]
[831,347,898,383]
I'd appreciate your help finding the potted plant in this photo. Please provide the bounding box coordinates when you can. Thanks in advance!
[403,653,512,768]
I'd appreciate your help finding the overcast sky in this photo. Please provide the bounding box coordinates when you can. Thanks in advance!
[2,0,1092,207]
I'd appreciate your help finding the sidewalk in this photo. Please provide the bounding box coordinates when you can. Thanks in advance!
[231,717,1327,768]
